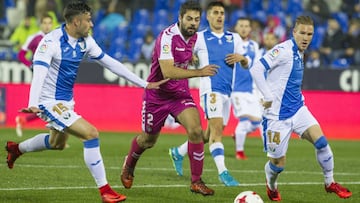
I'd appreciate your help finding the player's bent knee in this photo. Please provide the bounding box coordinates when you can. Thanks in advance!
[137,134,157,149]
[187,126,202,138]
[87,128,99,139]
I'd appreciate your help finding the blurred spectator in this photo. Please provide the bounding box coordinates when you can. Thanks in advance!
[344,19,360,65]
[303,0,331,25]
[25,0,58,21]
[10,16,39,51]
[99,0,127,33]
[259,32,279,56]
[341,0,360,19]
[18,13,53,68]
[250,19,264,45]
[0,0,5,20]
[327,0,342,13]
[140,31,155,61]
[306,50,321,68]
[319,18,347,65]
[263,15,286,42]
[221,0,244,13]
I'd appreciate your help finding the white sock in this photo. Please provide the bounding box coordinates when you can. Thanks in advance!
[177,141,188,156]
[265,161,283,190]
[234,120,251,151]
[316,145,334,186]
[209,142,227,174]
[83,138,107,187]
[19,133,50,153]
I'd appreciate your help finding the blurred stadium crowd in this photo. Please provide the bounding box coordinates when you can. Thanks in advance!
[0,0,359,69]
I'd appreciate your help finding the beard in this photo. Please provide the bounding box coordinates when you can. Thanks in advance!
[180,24,197,38]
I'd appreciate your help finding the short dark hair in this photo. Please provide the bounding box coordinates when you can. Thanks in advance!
[206,1,225,12]
[179,1,202,18]
[63,1,92,23]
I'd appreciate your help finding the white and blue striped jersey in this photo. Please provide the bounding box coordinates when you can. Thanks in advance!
[232,39,260,93]
[250,38,305,120]
[29,24,147,107]
[194,29,247,97]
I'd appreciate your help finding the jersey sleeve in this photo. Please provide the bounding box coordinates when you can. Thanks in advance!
[96,54,148,88]
[32,36,56,68]
[234,34,252,68]
[193,31,209,67]
[259,45,284,71]
[158,31,174,60]
[85,36,105,60]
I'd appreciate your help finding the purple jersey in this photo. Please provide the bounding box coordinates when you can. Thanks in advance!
[142,23,198,134]
[145,23,197,101]
[21,31,45,54]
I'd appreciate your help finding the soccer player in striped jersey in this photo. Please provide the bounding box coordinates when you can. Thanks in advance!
[250,15,352,201]
[231,17,263,160]
[5,2,166,202]
[14,14,53,137]
[120,1,218,196]
[168,1,249,187]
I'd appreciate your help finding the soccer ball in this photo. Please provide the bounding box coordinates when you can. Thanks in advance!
[234,191,264,203]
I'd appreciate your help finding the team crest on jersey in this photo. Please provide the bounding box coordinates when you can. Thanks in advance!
[269,48,280,59]
[38,43,47,53]
[162,44,170,54]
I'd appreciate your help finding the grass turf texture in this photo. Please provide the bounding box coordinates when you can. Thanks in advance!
[0,128,359,203]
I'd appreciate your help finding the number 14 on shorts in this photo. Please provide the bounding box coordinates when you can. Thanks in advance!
[266,130,280,152]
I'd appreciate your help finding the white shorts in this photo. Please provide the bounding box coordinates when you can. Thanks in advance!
[263,105,319,158]
[231,91,263,118]
[200,92,231,125]
[38,100,82,132]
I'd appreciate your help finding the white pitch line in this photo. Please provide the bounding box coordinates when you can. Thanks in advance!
[1,182,360,191]
[2,163,359,176]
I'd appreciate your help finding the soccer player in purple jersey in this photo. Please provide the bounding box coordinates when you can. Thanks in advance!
[120,1,218,196]
[168,1,249,187]
[15,14,53,137]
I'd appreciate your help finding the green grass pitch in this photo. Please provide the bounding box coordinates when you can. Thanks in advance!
[0,128,359,202]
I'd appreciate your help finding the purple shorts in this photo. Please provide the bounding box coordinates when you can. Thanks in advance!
[141,95,197,134]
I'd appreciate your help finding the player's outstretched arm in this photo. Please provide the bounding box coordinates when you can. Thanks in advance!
[249,61,273,104]
[97,54,149,88]
[160,59,218,79]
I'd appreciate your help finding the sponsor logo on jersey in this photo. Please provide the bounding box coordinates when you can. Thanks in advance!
[162,44,170,54]
[225,35,233,43]
[63,112,71,120]
[207,37,215,41]
[269,48,280,59]
[78,41,86,52]
[175,47,185,51]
